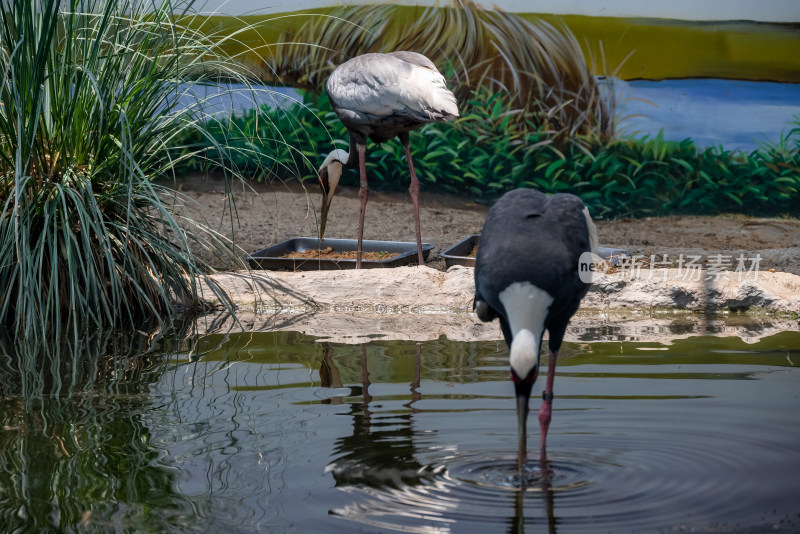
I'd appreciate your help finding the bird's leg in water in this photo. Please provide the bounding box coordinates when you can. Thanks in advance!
[356,141,368,269]
[399,132,424,266]
[539,350,558,459]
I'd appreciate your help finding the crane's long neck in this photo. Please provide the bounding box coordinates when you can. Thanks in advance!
[343,130,366,169]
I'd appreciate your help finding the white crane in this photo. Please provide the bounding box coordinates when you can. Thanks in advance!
[473,188,598,471]
[317,51,459,268]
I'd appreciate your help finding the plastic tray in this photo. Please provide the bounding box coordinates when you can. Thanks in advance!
[440,234,480,268]
[440,234,630,268]
[247,237,434,271]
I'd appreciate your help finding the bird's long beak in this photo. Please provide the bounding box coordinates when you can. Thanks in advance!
[318,163,341,241]
[514,371,536,473]
[319,183,330,241]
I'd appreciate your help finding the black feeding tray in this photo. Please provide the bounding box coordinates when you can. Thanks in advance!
[247,237,434,271]
[440,234,630,269]
[440,234,480,268]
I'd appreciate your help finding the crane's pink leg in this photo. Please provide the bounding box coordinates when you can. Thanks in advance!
[399,132,424,266]
[538,351,558,461]
[356,141,368,269]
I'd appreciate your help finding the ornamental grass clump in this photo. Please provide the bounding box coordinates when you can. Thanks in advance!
[0,0,266,343]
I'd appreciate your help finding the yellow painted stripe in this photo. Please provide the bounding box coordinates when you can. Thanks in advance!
[536,14,800,82]
[186,10,800,83]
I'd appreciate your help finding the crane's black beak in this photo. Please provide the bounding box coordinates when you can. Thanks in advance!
[513,368,537,473]
[318,162,343,241]
[318,168,331,240]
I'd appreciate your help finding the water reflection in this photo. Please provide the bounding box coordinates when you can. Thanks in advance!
[0,332,190,532]
[309,332,800,533]
[325,344,442,490]
[321,341,563,533]
[508,461,556,534]
[1,328,798,532]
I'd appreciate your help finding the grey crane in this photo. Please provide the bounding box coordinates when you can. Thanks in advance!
[473,188,598,471]
[317,51,459,268]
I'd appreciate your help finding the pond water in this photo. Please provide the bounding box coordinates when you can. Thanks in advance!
[1,328,799,532]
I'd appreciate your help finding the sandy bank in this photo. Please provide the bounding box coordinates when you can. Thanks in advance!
[192,265,800,343]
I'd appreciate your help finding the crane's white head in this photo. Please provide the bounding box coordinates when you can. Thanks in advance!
[318,149,348,239]
[510,329,539,384]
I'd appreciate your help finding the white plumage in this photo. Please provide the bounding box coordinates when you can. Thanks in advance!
[318,149,349,172]
[326,52,458,124]
[500,282,554,380]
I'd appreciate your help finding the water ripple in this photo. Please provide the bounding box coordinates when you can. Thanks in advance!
[328,421,796,532]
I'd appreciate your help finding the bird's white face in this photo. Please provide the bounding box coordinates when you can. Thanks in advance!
[321,160,342,204]
[509,329,540,471]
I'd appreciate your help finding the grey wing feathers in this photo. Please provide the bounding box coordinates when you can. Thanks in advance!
[326,52,458,129]
[387,51,437,70]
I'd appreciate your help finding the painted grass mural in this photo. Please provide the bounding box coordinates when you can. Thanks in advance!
[180,0,800,217]
[189,1,800,83]
[263,0,615,142]
[182,90,800,219]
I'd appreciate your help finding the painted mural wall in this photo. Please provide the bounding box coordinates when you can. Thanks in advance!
[196,0,800,82]
[191,0,800,150]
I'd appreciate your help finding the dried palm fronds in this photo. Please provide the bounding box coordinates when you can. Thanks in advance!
[265,0,615,143]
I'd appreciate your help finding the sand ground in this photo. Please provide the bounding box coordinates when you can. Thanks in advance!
[171,174,800,276]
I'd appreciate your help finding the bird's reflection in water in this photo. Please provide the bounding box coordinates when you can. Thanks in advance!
[318,342,557,532]
[318,344,343,405]
[509,452,557,534]
[542,453,557,534]
[322,343,441,490]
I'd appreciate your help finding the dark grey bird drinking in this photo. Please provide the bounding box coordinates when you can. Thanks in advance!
[473,188,598,472]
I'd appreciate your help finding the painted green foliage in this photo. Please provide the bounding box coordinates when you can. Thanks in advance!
[183,91,800,219]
